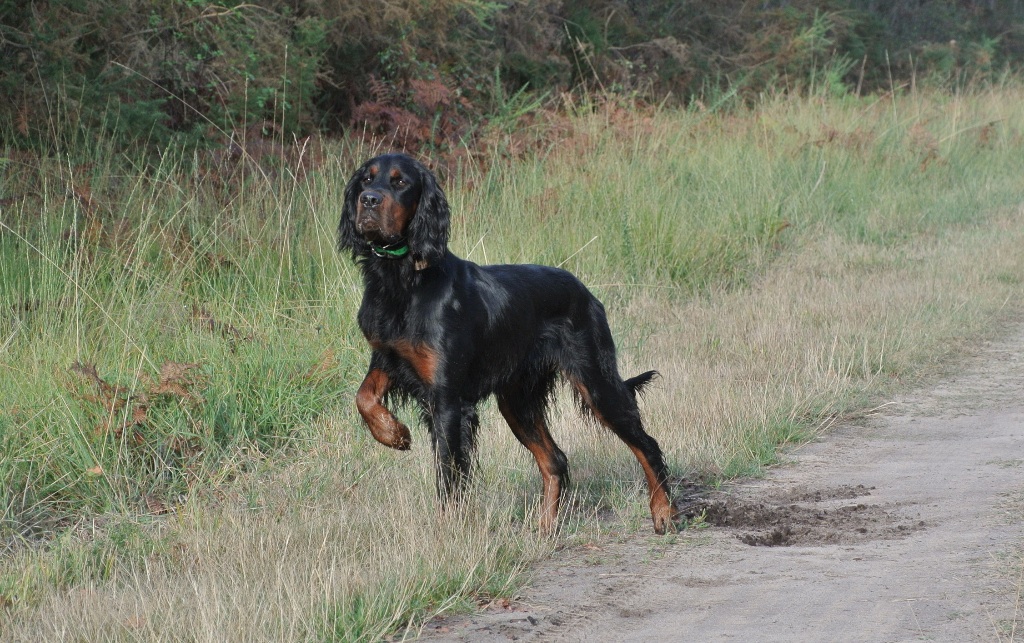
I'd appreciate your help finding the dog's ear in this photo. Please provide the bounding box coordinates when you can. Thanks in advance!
[406,162,450,268]
[338,161,368,256]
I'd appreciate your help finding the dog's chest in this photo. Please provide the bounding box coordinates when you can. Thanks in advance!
[358,303,440,385]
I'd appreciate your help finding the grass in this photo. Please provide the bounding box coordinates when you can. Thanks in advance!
[2,86,1024,639]
[986,542,1024,640]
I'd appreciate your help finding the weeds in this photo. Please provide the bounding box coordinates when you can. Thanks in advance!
[2,88,1024,638]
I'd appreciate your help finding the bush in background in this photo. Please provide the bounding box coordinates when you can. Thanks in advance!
[3,1,1024,157]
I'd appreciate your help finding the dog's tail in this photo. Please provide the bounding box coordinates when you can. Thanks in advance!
[625,370,659,399]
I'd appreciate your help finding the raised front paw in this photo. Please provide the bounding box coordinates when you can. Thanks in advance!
[378,420,412,450]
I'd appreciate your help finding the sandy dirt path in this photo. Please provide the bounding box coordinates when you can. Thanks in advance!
[424,323,1024,642]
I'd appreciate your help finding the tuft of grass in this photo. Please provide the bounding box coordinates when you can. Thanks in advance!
[3,87,1024,637]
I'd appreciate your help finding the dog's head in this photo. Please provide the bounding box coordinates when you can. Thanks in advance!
[339,153,450,269]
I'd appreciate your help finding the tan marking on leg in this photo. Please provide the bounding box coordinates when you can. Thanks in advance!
[525,440,562,534]
[570,378,611,426]
[355,368,411,450]
[498,399,563,534]
[628,445,674,534]
[572,377,674,534]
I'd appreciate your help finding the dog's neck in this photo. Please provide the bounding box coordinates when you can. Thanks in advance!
[366,241,430,271]
[360,252,436,295]
[370,241,410,259]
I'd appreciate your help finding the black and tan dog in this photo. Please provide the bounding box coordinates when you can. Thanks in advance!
[338,153,673,533]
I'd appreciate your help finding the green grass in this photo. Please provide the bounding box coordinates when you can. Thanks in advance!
[2,87,1024,638]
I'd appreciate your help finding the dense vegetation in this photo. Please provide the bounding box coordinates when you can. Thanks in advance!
[3,1,1024,157]
[2,88,1024,637]
[3,3,1024,639]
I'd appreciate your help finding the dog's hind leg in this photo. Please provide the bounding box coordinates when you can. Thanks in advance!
[496,377,568,534]
[569,366,673,534]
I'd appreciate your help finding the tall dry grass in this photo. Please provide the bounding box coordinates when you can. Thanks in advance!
[3,88,1024,639]
[2,436,546,640]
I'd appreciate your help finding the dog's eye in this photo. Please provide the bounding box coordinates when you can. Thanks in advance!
[361,176,372,184]
[393,177,407,187]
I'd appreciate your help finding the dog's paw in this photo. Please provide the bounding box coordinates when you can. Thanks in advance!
[378,421,412,450]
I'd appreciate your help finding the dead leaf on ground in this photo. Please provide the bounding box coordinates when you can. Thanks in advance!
[67,361,205,442]
[69,361,130,414]
[149,361,206,401]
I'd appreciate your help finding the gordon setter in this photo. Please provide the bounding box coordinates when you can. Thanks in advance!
[338,153,673,534]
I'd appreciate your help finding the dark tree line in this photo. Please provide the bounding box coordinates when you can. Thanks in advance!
[2,0,1023,154]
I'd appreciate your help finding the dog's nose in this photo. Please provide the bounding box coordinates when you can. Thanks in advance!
[360,190,383,209]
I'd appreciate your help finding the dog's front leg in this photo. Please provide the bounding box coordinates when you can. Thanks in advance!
[430,399,475,504]
[355,367,411,450]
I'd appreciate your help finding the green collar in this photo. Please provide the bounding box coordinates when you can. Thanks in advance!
[370,242,410,259]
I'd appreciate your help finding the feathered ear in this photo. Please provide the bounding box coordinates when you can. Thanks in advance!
[338,161,368,257]
[406,162,450,268]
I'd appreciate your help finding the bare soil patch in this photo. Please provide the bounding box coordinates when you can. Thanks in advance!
[697,484,926,547]
[423,322,1024,642]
